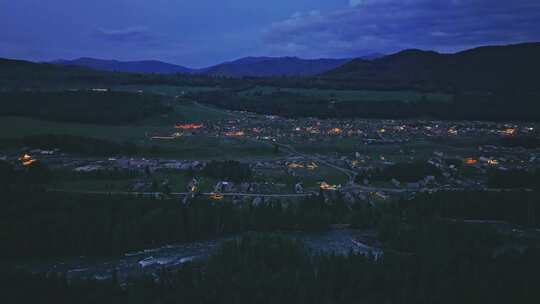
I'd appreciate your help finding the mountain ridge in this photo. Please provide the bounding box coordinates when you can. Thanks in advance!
[52,56,356,77]
[52,57,193,74]
[198,57,352,77]
[323,42,540,91]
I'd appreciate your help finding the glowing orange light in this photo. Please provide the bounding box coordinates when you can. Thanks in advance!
[465,158,478,165]
[209,192,224,200]
[175,123,204,130]
[19,154,37,166]
[328,128,343,135]
[225,131,245,137]
[502,128,516,136]
[20,154,32,161]
[319,182,338,191]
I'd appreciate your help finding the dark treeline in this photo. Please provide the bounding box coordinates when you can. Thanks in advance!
[0,160,51,191]
[397,190,539,228]
[17,134,165,156]
[356,161,441,184]
[0,189,343,258]
[3,232,540,304]
[201,160,253,182]
[488,169,540,190]
[0,91,171,124]
[500,136,540,149]
[193,90,540,121]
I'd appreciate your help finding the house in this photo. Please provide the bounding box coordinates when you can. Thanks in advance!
[215,181,234,193]
[295,182,304,193]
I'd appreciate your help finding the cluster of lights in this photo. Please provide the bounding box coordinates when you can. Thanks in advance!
[287,162,318,170]
[319,182,339,191]
[448,128,458,136]
[19,154,37,166]
[225,131,245,137]
[502,128,517,136]
[328,128,343,135]
[487,159,499,166]
[175,123,204,130]
[209,192,224,200]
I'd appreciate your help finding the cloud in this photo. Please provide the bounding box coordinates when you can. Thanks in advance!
[95,26,153,42]
[263,0,540,57]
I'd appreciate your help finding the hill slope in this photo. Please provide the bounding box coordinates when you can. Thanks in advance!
[52,58,193,74]
[324,42,540,92]
[199,57,351,77]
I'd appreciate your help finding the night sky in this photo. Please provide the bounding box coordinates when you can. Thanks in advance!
[1,0,539,67]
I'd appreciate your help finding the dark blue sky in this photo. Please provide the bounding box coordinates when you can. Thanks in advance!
[1,0,539,68]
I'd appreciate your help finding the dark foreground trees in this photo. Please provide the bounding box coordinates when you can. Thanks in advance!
[2,232,540,304]
[0,190,337,258]
[193,89,540,122]
[0,91,171,124]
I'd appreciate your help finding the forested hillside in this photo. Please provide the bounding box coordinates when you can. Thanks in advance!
[0,91,171,124]
[324,42,540,92]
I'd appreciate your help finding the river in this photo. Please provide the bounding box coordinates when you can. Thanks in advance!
[16,229,382,282]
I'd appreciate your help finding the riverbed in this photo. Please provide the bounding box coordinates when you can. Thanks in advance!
[16,229,382,282]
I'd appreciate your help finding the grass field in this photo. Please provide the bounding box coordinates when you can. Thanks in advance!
[256,163,349,191]
[144,102,238,125]
[240,86,453,103]
[0,102,276,160]
[292,138,481,164]
[113,85,219,96]
[51,170,219,193]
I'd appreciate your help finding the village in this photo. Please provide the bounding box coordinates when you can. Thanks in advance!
[3,112,539,207]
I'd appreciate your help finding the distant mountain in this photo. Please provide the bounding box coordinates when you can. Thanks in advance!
[358,53,385,60]
[198,57,351,77]
[0,58,118,89]
[52,58,193,74]
[323,42,540,92]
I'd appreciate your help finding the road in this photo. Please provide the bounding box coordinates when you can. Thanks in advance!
[47,188,314,198]
[266,139,534,195]
[272,141,358,184]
